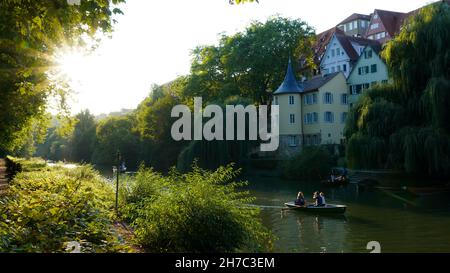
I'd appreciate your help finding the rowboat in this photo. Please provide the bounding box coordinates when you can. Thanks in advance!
[284,202,347,214]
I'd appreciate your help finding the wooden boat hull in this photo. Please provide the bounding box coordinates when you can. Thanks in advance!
[284,202,347,214]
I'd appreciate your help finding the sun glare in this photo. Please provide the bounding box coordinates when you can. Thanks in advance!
[55,49,92,83]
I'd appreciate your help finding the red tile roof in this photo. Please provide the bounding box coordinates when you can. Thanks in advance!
[313,27,345,64]
[338,13,371,25]
[366,9,407,38]
[335,33,381,61]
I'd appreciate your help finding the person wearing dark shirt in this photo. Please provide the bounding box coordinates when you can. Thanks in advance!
[295,192,306,207]
[313,191,324,207]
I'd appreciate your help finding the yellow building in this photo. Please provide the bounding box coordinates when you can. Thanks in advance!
[273,60,348,157]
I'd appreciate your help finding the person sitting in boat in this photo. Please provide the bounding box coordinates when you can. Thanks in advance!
[320,192,326,206]
[295,192,306,207]
[313,191,325,207]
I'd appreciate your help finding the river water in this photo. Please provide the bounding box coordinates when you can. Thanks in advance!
[245,174,450,253]
[96,165,450,253]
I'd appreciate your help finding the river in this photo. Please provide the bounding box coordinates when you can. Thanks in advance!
[245,174,450,253]
[96,165,450,253]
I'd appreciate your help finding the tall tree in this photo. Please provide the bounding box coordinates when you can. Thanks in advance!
[70,110,97,163]
[185,16,315,105]
[136,79,187,171]
[92,114,141,167]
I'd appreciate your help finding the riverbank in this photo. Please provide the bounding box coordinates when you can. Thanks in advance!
[0,157,273,253]
[0,157,138,253]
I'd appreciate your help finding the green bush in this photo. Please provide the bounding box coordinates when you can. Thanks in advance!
[120,164,273,253]
[282,146,335,181]
[0,164,119,252]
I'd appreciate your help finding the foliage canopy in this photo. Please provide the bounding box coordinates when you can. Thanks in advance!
[346,2,450,178]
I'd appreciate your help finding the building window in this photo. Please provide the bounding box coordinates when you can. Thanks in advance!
[289,95,295,105]
[341,94,348,105]
[331,67,335,73]
[382,80,388,84]
[312,93,318,104]
[371,64,377,73]
[304,94,314,105]
[368,35,374,40]
[343,64,347,72]
[371,81,378,87]
[363,83,370,90]
[352,84,362,94]
[324,112,334,123]
[305,112,319,124]
[289,114,295,124]
[358,66,369,75]
[363,20,369,28]
[289,135,298,147]
[374,14,379,19]
[313,135,319,145]
[331,49,335,57]
[323,92,333,104]
[375,32,386,40]
[336,48,341,56]
[370,23,379,30]
[337,65,341,72]
[341,112,348,124]
[304,113,313,124]
[353,21,357,29]
[365,50,373,59]
[305,135,311,146]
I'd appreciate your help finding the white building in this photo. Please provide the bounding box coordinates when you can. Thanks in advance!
[320,32,381,78]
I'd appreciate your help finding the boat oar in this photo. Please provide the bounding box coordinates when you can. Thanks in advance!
[378,188,417,207]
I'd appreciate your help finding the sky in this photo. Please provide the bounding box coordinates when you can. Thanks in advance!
[58,0,437,115]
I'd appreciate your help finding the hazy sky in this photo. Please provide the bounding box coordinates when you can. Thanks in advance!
[59,0,437,115]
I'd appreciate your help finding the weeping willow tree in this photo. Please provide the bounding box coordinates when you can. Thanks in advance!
[345,2,450,178]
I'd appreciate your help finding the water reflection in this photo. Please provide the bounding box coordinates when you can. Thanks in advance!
[276,210,348,253]
[245,174,450,253]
